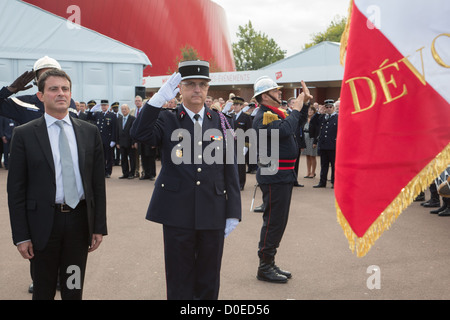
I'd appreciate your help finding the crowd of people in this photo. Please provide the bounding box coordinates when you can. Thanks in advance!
[2,56,448,301]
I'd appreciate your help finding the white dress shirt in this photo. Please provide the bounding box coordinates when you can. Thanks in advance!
[45,113,85,204]
[183,105,205,127]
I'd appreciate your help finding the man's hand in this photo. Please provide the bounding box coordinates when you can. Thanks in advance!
[149,72,182,108]
[88,234,103,253]
[301,80,313,104]
[291,92,305,112]
[8,71,36,94]
[17,241,34,259]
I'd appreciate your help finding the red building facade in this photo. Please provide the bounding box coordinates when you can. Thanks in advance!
[23,0,236,76]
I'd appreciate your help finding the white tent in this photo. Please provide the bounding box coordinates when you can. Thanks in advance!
[0,0,151,105]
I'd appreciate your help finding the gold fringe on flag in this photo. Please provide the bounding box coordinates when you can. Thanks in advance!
[340,0,354,66]
[336,143,450,257]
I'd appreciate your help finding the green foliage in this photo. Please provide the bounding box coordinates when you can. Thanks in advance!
[232,21,286,71]
[303,15,347,49]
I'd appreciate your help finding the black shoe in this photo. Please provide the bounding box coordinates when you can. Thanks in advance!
[272,262,292,279]
[139,175,150,180]
[313,184,326,188]
[430,203,447,214]
[128,175,135,179]
[421,200,431,206]
[438,208,450,217]
[414,193,425,202]
[423,200,440,208]
[28,283,33,294]
[118,175,128,179]
[257,261,288,283]
[253,204,265,213]
[294,182,304,187]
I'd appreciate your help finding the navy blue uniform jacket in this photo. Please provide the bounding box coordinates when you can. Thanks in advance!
[131,103,242,230]
[253,103,309,185]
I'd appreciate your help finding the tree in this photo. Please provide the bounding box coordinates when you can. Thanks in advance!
[232,21,286,71]
[168,44,223,74]
[303,15,347,49]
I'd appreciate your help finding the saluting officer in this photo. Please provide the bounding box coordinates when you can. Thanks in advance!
[252,76,311,283]
[87,100,117,178]
[0,56,78,125]
[312,99,338,188]
[131,60,242,300]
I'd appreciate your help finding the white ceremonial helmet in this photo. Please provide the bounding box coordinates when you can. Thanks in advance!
[33,56,62,73]
[253,76,283,98]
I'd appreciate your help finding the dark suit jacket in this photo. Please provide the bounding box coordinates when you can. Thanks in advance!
[131,104,241,230]
[117,115,136,149]
[7,115,107,251]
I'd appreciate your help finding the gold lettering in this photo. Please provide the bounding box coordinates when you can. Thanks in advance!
[372,59,408,105]
[431,33,450,68]
[345,76,377,114]
[398,47,427,86]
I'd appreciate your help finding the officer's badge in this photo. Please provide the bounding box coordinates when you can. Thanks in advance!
[179,111,186,120]
[206,112,212,119]
[210,135,223,141]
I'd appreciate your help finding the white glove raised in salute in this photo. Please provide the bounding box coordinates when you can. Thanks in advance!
[149,72,182,108]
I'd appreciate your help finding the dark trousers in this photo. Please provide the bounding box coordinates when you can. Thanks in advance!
[163,225,225,300]
[31,203,89,300]
[238,163,246,189]
[104,144,113,175]
[258,183,294,262]
[319,149,336,186]
[120,146,136,177]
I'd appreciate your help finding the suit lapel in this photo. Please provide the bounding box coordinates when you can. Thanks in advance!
[34,116,55,175]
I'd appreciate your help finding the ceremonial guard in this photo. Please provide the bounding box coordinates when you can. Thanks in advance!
[252,76,311,283]
[312,99,338,188]
[0,56,77,125]
[87,100,117,178]
[131,60,241,300]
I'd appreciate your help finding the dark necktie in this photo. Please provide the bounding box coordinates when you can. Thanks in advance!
[193,114,200,122]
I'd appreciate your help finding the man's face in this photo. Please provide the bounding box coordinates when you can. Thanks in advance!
[179,79,209,108]
[325,104,335,114]
[205,97,213,107]
[79,103,86,112]
[101,103,109,112]
[135,97,143,108]
[37,76,71,114]
[121,105,130,116]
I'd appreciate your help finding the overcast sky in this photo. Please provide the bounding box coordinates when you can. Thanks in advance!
[212,0,350,57]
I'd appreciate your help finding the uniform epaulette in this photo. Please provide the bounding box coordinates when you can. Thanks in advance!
[263,111,279,125]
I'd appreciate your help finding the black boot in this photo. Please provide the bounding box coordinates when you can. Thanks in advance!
[257,260,288,283]
[271,262,292,279]
[430,202,447,214]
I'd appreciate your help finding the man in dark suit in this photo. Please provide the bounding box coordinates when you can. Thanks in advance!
[117,104,136,179]
[312,99,338,188]
[232,96,252,190]
[7,69,107,300]
[131,60,241,300]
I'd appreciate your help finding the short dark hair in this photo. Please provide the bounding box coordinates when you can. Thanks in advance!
[37,69,72,93]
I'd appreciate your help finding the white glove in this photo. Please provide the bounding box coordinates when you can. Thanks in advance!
[90,103,102,113]
[149,72,182,108]
[110,141,116,148]
[224,218,239,238]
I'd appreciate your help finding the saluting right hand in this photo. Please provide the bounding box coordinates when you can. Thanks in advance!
[149,72,182,108]
[8,70,36,94]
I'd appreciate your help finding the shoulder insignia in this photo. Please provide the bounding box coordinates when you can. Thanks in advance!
[263,111,279,125]
[11,97,40,111]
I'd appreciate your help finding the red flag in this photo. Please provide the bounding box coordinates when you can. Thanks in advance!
[336,0,450,257]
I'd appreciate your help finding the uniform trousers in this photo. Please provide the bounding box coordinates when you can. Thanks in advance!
[163,225,225,300]
[103,143,114,175]
[31,202,89,300]
[258,182,294,262]
[319,149,336,186]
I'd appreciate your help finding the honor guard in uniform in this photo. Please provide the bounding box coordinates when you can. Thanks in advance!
[0,56,78,125]
[312,99,338,188]
[252,76,311,283]
[131,60,242,300]
[87,100,117,178]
